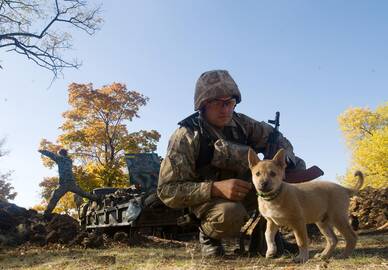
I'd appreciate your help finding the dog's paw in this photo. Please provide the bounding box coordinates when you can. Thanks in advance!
[265,251,277,259]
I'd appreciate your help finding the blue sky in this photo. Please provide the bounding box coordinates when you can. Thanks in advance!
[0,0,386,208]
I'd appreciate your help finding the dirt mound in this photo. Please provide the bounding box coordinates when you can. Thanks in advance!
[46,214,80,244]
[350,187,388,230]
[0,201,81,247]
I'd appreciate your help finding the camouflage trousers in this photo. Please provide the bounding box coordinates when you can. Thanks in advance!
[191,189,258,240]
[44,181,99,216]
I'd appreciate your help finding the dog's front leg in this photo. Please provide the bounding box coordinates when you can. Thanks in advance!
[265,219,279,258]
[292,221,309,263]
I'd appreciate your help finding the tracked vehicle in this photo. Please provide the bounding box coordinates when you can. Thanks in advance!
[80,153,197,239]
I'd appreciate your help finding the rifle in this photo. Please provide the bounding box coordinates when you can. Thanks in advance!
[264,111,280,160]
[264,111,324,183]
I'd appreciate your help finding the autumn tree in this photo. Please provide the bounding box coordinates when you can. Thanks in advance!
[0,0,102,77]
[0,138,17,202]
[39,83,160,212]
[338,101,388,188]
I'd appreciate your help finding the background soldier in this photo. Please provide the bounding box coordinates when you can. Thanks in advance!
[39,149,99,217]
[157,70,305,257]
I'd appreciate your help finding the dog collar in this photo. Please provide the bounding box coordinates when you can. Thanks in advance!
[257,183,283,201]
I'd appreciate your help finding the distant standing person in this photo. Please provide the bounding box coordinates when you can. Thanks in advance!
[38,149,99,217]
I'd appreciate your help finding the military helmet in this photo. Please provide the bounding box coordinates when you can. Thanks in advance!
[194,70,241,111]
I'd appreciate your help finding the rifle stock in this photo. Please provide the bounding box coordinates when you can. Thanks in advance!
[265,111,324,183]
[285,165,324,183]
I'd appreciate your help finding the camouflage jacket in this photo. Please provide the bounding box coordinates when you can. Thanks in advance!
[157,112,296,209]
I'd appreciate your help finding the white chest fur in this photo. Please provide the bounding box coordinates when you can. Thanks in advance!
[258,199,291,227]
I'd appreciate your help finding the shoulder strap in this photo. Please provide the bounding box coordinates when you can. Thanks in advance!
[178,113,216,169]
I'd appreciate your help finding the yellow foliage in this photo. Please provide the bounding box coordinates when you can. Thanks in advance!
[338,101,388,188]
[53,192,77,216]
[32,192,77,216]
[38,82,161,202]
[31,203,46,213]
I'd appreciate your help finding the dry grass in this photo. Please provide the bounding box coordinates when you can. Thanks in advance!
[0,232,387,270]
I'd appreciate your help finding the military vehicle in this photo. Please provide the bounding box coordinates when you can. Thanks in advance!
[80,153,197,240]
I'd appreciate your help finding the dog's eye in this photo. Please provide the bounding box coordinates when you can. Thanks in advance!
[256,172,261,177]
[270,171,276,177]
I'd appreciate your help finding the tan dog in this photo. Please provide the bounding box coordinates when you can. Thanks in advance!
[248,148,363,263]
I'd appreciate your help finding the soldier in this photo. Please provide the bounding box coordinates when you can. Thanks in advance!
[157,70,305,257]
[39,149,99,217]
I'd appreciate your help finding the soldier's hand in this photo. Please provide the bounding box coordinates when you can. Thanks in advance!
[211,179,252,201]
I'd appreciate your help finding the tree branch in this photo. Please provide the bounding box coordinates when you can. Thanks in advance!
[0,0,102,78]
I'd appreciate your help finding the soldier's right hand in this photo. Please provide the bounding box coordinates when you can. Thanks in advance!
[211,179,252,201]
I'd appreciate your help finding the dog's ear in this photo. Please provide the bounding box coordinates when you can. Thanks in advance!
[273,148,287,169]
[248,148,260,169]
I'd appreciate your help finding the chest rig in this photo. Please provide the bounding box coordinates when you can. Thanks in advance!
[178,112,251,182]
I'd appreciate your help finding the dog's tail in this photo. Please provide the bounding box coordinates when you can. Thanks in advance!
[348,171,364,195]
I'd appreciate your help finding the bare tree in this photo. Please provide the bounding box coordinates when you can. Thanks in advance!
[0,0,102,77]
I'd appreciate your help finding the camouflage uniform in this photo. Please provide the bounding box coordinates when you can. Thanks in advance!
[158,112,305,239]
[39,150,99,215]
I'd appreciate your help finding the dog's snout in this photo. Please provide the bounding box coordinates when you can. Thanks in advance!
[260,180,271,192]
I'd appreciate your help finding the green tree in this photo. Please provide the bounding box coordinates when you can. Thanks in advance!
[338,101,388,188]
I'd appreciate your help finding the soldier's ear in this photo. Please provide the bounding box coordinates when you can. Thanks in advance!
[273,148,287,169]
[248,148,260,169]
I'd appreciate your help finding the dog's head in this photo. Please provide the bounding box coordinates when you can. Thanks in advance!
[248,148,287,193]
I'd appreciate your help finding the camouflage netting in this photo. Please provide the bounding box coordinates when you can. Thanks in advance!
[349,187,388,230]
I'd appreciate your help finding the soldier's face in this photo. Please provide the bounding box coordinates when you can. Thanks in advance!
[203,96,236,128]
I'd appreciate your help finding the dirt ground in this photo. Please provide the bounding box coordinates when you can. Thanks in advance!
[0,231,387,270]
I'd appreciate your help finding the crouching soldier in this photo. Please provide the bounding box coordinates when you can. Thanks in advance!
[39,149,100,217]
[157,70,305,257]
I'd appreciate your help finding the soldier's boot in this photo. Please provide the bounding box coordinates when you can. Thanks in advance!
[199,228,225,258]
